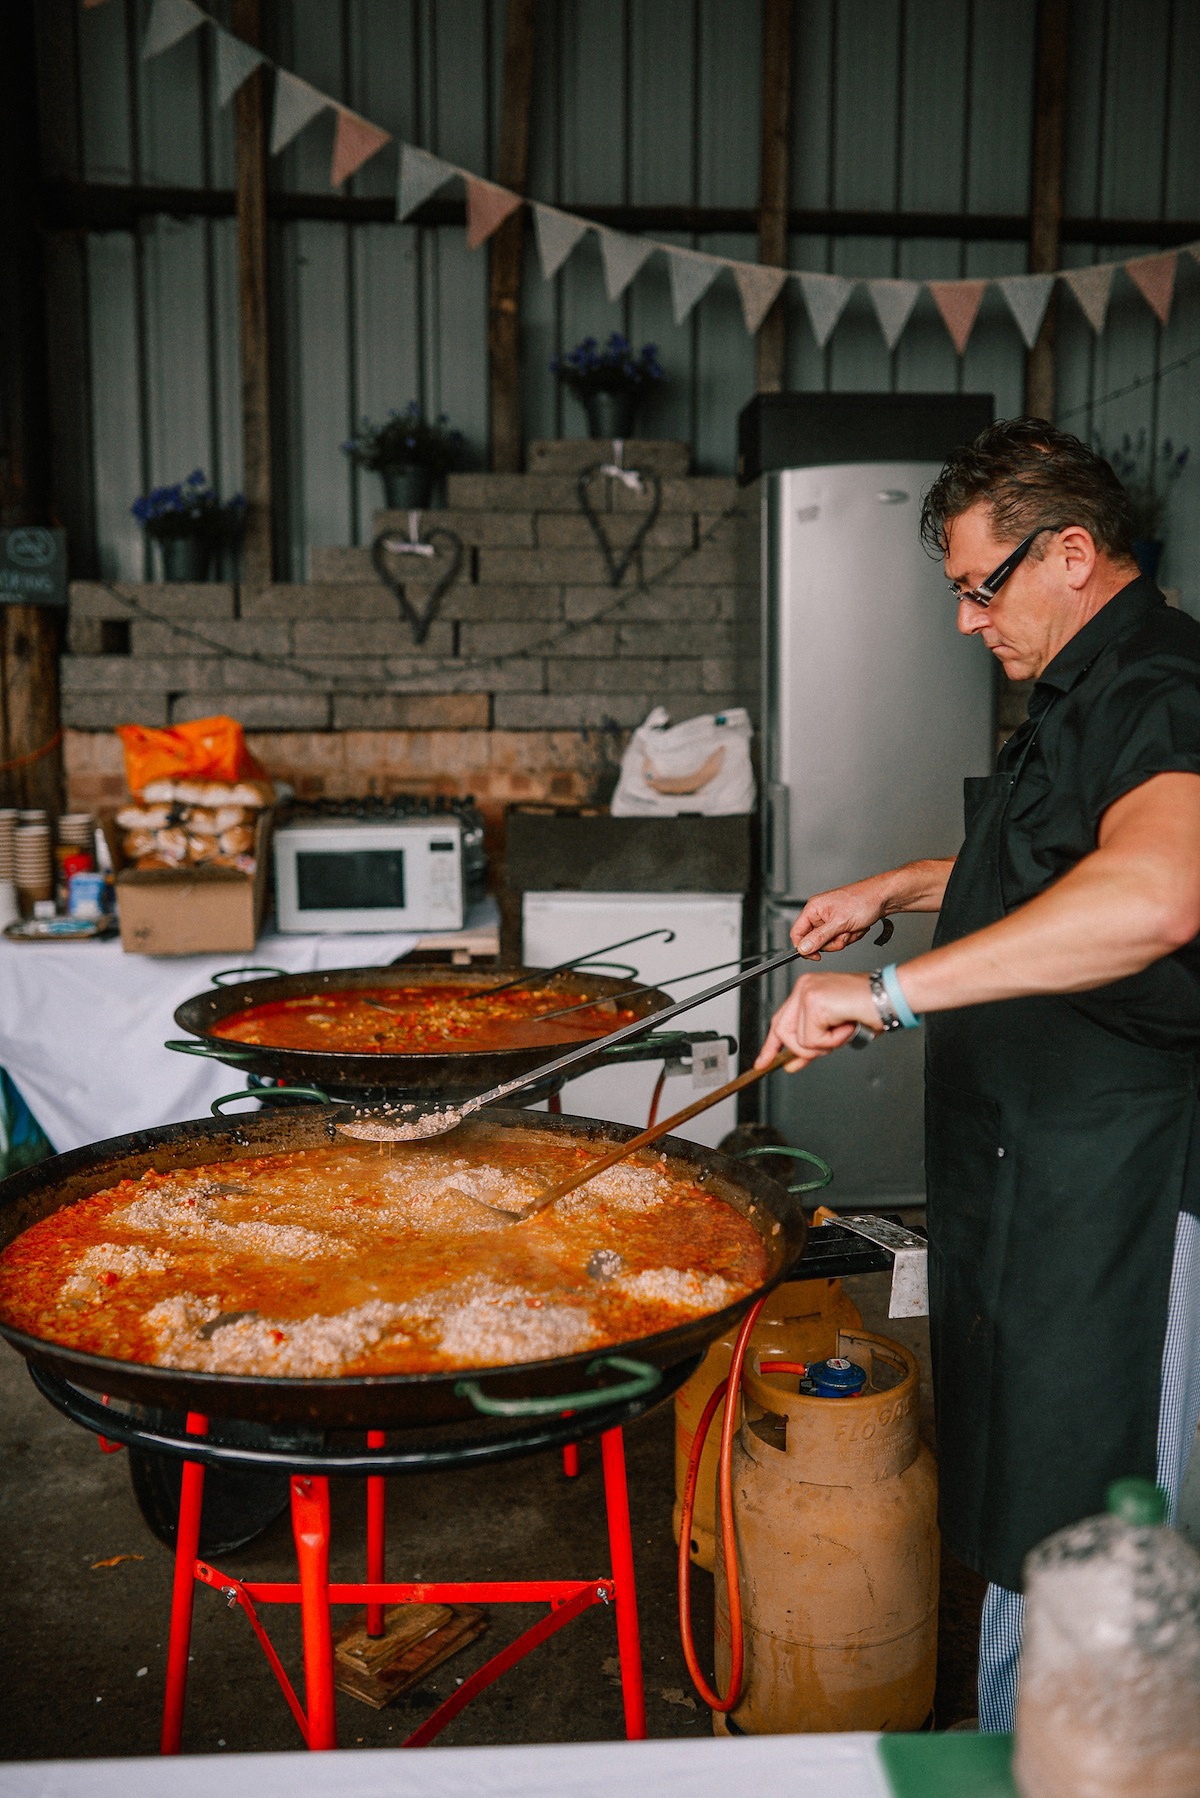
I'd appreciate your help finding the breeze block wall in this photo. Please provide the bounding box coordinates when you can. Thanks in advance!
[61,441,755,859]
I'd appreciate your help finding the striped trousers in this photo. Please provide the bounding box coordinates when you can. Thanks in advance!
[977,1208,1200,1731]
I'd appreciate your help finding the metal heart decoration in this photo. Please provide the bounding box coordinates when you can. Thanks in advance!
[371,526,464,645]
[576,462,662,587]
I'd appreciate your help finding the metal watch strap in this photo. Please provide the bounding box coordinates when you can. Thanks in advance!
[868,969,903,1031]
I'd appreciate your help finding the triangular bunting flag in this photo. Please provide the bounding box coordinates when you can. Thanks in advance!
[214,26,266,109]
[667,248,722,325]
[397,144,456,221]
[734,264,787,334]
[929,279,987,354]
[866,278,920,351]
[795,271,854,348]
[1062,262,1115,334]
[465,177,522,250]
[269,70,328,155]
[1125,251,1177,324]
[598,229,655,302]
[533,205,589,280]
[141,0,206,60]
[996,273,1056,349]
[331,109,392,187]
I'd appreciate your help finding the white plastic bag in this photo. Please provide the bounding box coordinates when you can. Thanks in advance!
[611,707,755,816]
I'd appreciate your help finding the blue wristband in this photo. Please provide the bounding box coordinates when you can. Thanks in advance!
[881,963,921,1029]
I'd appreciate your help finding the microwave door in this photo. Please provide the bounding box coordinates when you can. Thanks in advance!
[296,846,407,914]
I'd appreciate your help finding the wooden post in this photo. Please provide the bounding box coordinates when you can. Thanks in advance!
[0,0,63,814]
[233,0,273,582]
[756,0,793,394]
[1025,0,1068,420]
[488,0,535,474]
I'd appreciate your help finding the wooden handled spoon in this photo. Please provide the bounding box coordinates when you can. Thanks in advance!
[507,1049,796,1222]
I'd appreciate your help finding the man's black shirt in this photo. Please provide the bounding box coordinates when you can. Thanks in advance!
[996,574,1200,1054]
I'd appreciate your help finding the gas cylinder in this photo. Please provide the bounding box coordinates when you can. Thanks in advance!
[712,1327,938,1734]
[673,1278,862,1570]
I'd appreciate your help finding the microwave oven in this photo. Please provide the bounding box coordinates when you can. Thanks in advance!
[273,807,484,933]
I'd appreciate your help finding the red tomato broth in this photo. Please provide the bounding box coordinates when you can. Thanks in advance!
[210,983,644,1055]
[0,1127,767,1379]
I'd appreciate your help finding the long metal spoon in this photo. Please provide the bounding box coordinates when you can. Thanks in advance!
[337,947,805,1143]
[453,926,676,1001]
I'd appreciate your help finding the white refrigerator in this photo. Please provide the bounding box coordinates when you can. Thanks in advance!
[758,458,995,1206]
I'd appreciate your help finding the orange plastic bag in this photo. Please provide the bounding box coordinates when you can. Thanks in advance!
[116,716,267,796]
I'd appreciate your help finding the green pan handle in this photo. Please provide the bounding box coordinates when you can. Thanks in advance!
[738,1143,833,1194]
[211,1085,331,1115]
[210,965,287,986]
[454,1354,661,1418]
[164,1037,257,1064]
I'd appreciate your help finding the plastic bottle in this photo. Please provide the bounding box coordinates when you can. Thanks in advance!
[1014,1478,1200,1798]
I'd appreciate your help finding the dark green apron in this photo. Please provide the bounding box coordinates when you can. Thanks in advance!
[925,723,1196,1590]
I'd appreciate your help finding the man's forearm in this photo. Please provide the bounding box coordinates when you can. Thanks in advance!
[878,858,955,915]
[899,848,1195,1015]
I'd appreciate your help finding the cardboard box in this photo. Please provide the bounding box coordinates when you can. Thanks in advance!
[109,810,273,956]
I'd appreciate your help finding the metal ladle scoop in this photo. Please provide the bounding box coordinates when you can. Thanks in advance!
[337,947,807,1144]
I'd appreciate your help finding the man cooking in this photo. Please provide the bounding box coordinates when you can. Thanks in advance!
[756,416,1200,1731]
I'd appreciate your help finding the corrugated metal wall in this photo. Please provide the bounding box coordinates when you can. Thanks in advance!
[35,0,1200,604]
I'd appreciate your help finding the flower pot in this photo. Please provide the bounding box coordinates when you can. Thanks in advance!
[584,391,639,440]
[155,536,213,582]
[380,465,436,510]
[1132,538,1164,583]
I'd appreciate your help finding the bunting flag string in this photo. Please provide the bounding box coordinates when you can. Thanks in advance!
[928,279,986,354]
[126,0,1200,359]
[465,177,523,250]
[1125,251,1177,325]
[213,26,265,109]
[141,0,206,60]
[995,273,1055,350]
[667,248,723,325]
[533,205,589,280]
[331,109,392,188]
[796,272,854,348]
[1062,262,1117,334]
[734,263,788,334]
[598,228,656,302]
[397,145,456,221]
[867,278,921,351]
[269,70,328,156]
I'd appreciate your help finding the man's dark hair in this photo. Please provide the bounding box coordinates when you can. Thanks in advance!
[919,416,1136,562]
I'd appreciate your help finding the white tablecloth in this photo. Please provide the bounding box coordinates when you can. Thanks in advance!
[0,1734,892,1798]
[0,930,419,1153]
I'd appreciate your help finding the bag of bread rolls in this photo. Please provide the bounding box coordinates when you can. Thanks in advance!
[122,828,158,859]
[218,824,255,856]
[155,826,189,863]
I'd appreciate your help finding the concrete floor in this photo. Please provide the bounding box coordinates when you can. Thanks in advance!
[0,1269,993,1765]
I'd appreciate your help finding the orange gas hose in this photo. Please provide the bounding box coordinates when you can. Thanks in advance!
[677,1309,813,1713]
[677,1295,765,1710]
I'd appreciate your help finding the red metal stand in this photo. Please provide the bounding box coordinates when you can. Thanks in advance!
[160,1422,646,1753]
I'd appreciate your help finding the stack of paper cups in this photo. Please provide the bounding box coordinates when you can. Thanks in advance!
[14,822,54,913]
[57,812,95,849]
[0,810,16,928]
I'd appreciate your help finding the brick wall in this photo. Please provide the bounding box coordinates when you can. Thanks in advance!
[61,440,754,850]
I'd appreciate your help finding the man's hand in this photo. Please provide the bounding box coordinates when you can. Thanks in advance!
[790,879,890,960]
[789,860,954,959]
[755,971,881,1070]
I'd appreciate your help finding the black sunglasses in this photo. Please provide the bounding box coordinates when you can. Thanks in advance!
[948,524,1070,608]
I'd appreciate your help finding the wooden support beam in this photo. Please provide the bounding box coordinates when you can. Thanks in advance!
[41,181,1200,251]
[488,0,535,474]
[233,0,273,583]
[0,0,62,814]
[756,0,793,393]
[1026,0,1068,420]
